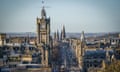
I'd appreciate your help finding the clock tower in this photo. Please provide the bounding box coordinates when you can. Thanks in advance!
[37,7,50,45]
[36,6,51,66]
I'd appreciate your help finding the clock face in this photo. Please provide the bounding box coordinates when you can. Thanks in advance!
[40,24,45,29]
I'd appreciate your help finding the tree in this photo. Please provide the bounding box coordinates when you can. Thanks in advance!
[104,60,120,72]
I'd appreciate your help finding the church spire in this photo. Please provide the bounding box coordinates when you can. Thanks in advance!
[81,31,85,43]
[41,6,46,18]
[41,0,46,18]
[54,32,57,40]
[61,25,66,40]
[56,30,59,41]
[54,30,59,41]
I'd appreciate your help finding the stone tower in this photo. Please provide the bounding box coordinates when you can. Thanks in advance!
[36,6,51,66]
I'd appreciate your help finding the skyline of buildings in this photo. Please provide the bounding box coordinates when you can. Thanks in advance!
[0,1,120,72]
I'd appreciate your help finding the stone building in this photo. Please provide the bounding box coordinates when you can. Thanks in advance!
[0,33,6,46]
[70,31,117,72]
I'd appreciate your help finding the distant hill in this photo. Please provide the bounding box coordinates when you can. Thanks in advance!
[4,32,120,39]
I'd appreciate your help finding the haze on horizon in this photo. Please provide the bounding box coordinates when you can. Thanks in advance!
[0,0,120,33]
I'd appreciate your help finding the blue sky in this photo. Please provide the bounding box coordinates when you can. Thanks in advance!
[0,0,120,33]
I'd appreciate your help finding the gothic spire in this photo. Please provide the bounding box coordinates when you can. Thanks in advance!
[61,25,66,40]
[41,6,46,18]
[80,31,85,56]
[56,30,59,41]
[60,30,62,40]
[81,31,85,42]
[41,0,46,18]
[54,32,57,40]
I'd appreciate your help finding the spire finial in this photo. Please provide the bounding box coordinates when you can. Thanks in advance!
[41,0,46,18]
[42,0,44,7]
